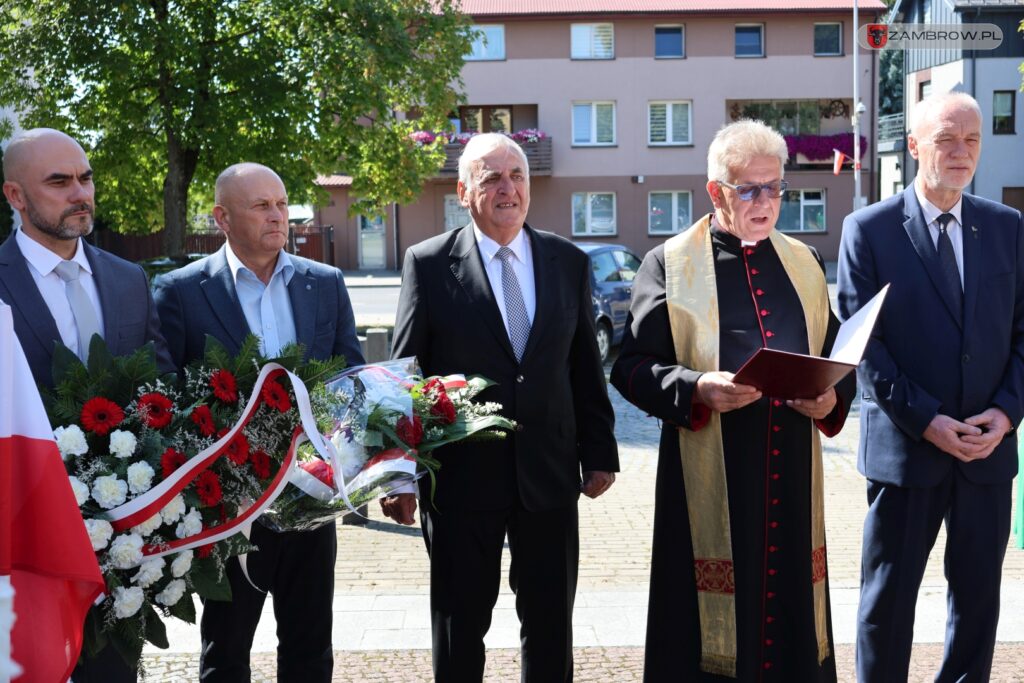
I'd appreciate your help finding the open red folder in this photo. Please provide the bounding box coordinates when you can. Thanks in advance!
[732,285,889,399]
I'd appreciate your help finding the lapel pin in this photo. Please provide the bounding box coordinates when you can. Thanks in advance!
[306,284,312,290]
[971,226,978,238]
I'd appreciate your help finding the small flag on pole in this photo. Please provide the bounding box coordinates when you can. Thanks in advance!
[833,149,848,176]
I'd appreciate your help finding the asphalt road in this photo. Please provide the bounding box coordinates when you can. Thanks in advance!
[348,286,400,328]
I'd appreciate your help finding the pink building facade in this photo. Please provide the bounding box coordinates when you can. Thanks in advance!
[316,1,885,269]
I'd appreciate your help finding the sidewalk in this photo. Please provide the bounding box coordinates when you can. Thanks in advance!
[142,388,1024,681]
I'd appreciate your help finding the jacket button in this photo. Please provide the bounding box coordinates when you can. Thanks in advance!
[515,424,524,433]
[516,374,524,383]
[962,354,970,364]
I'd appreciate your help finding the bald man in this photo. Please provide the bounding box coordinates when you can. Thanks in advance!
[153,162,363,683]
[0,131,172,680]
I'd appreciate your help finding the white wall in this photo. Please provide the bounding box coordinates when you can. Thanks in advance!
[973,58,1024,204]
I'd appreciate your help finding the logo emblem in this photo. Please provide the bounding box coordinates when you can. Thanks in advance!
[866,24,888,49]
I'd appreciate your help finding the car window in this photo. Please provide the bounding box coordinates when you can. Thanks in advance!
[591,251,620,283]
[613,249,642,282]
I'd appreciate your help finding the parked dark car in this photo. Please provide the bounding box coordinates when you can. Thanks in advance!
[576,243,643,363]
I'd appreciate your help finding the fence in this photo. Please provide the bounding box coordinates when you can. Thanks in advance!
[92,225,335,266]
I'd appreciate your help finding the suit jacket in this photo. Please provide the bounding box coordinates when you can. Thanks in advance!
[152,245,364,369]
[837,186,1024,487]
[391,224,618,512]
[0,233,173,388]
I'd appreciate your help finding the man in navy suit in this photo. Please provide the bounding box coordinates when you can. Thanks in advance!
[0,128,172,681]
[838,92,1024,682]
[154,162,363,682]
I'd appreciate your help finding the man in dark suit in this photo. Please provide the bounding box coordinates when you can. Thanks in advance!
[378,133,619,682]
[0,127,172,682]
[153,162,363,683]
[838,91,1024,682]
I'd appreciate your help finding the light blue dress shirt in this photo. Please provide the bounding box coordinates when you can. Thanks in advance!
[224,243,297,356]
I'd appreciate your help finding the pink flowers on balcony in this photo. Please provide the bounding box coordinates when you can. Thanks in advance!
[409,129,548,146]
[784,133,868,162]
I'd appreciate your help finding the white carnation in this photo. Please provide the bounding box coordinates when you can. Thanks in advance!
[68,476,89,506]
[175,508,203,539]
[108,533,144,569]
[53,425,88,459]
[170,550,193,578]
[108,429,137,459]
[84,519,113,551]
[131,513,163,537]
[331,430,367,480]
[91,475,128,509]
[112,585,144,618]
[160,494,186,525]
[155,579,187,607]
[132,557,165,587]
[126,461,155,494]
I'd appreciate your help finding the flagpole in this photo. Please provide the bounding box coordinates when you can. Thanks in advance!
[852,0,863,210]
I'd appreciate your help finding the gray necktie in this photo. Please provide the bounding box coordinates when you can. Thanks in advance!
[54,260,103,362]
[935,213,963,321]
[496,246,531,362]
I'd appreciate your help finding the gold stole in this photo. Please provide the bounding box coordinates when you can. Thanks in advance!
[664,215,831,676]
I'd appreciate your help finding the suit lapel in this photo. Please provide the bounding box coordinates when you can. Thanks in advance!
[520,226,555,362]
[200,248,249,351]
[84,242,122,351]
[902,188,962,329]
[448,226,517,362]
[960,194,981,332]
[0,234,63,355]
[287,260,318,352]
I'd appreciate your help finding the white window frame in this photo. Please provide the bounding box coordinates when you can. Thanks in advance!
[571,23,615,60]
[813,22,842,56]
[648,101,693,146]
[647,191,693,235]
[778,189,827,234]
[735,24,765,58]
[572,192,618,236]
[466,24,505,61]
[572,101,616,146]
[654,24,685,59]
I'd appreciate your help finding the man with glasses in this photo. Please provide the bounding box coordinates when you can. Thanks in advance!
[838,91,1024,682]
[612,120,854,682]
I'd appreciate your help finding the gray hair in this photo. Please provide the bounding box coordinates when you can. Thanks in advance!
[910,90,982,137]
[706,120,788,183]
[457,133,529,190]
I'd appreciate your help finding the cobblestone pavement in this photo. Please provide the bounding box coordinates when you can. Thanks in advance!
[143,382,1024,681]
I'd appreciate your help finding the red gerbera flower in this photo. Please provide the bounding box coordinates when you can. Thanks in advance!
[191,405,215,437]
[396,414,424,447]
[250,448,272,479]
[299,459,335,488]
[197,543,214,559]
[160,447,187,479]
[210,369,238,404]
[81,397,124,436]
[223,431,250,466]
[138,392,174,429]
[261,379,291,413]
[196,470,223,507]
[425,382,457,425]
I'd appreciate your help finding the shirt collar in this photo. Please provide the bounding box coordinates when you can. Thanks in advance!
[224,242,294,286]
[16,228,91,276]
[473,224,529,264]
[914,180,963,229]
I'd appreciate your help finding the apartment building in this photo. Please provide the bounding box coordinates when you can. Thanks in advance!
[316,0,886,269]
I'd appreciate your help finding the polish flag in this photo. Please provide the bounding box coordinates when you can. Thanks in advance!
[833,149,848,176]
[0,303,104,683]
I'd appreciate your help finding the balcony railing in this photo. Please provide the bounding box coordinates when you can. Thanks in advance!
[878,113,905,143]
[437,137,553,176]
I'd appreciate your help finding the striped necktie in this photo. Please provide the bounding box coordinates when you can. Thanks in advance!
[496,246,531,362]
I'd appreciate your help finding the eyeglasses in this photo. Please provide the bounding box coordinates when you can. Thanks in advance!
[717,180,788,201]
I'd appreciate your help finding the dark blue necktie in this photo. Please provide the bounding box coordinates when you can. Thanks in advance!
[935,212,963,319]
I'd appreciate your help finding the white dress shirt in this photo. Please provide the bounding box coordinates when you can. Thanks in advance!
[914,182,965,289]
[225,243,297,356]
[16,228,105,356]
[473,225,537,336]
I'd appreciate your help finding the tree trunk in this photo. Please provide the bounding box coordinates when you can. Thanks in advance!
[161,131,199,258]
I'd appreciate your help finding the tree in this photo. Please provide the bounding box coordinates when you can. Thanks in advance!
[0,1,472,256]
[878,48,904,117]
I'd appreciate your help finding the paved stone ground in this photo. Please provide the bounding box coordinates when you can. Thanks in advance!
[142,380,1024,681]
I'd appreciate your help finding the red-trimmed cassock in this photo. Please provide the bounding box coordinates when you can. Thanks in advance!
[611,224,855,682]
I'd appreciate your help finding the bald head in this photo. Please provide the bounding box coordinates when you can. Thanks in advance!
[215,162,285,206]
[2,128,87,183]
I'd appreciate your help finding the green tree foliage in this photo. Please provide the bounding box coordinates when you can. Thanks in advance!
[0,145,11,242]
[878,48,904,117]
[0,1,473,256]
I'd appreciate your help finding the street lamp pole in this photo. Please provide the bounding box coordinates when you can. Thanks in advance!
[852,0,863,210]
